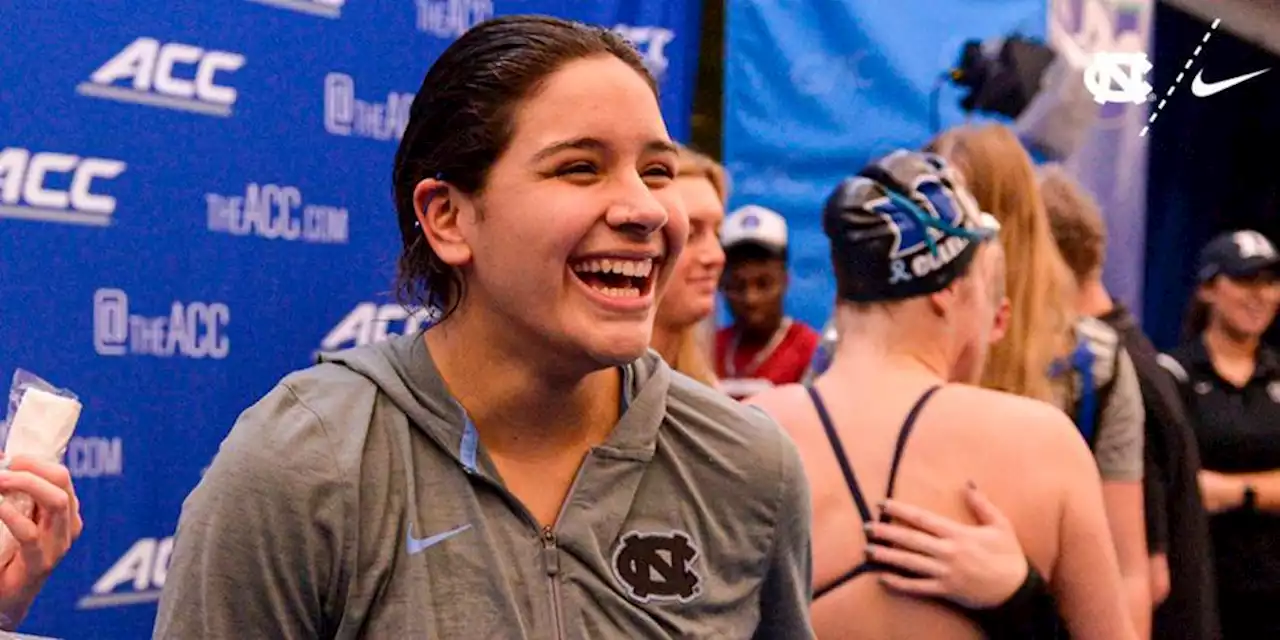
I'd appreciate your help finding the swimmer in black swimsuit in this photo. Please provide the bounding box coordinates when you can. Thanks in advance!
[749,150,1136,640]
[811,381,1055,638]
[809,384,943,595]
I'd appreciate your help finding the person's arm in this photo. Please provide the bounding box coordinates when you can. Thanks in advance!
[1142,428,1169,554]
[1142,420,1171,605]
[967,562,1057,640]
[1201,468,1280,514]
[1235,469,1280,512]
[153,383,348,639]
[1048,414,1139,640]
[0,457,82,630]
[1093,350,1151,638]
[751,426,814,639]
[1102,482,1149,634]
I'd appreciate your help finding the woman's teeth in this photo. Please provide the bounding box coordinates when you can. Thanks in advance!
[571,258,655,298]
[598,286,641,298]
[572,258,654,278]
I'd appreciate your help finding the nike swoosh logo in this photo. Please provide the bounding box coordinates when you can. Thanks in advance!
[406,522,472,555]
[1191,68,1270,97]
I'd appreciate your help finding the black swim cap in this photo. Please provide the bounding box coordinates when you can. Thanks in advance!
[824,150,999,303]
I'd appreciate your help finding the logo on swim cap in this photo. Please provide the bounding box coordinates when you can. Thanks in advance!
[824,150,993,302]
[862,176,969,261]
[741,214,760,230]
[846,151,991,288]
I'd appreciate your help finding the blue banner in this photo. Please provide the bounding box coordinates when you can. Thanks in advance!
[0,1,700,637]
[723,0,1047,329]
[1050,0,1152,321]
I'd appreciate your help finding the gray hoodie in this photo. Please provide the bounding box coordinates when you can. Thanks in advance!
[153,333,814,639]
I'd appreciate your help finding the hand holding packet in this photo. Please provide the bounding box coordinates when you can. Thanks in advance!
[0,371,81,568]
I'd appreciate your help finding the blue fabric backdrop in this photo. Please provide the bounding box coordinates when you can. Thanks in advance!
[723,0,1048,330]
[0,1,701,637]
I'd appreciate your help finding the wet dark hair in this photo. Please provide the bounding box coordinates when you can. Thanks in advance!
[391,15,657,320]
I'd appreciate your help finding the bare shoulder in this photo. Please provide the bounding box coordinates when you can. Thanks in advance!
[743,384,812,426]
[935,385,1092,461]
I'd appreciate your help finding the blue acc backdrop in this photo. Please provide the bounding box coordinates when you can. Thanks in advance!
[724,0,1048,328]
[0,1,701,637]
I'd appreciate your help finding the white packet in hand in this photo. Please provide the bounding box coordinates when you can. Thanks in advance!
[0,372,81,568]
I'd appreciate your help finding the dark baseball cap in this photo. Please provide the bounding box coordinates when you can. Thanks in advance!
[823,150,1000,303]
[1196,230,1280,283]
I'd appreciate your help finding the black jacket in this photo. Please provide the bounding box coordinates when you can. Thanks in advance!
[1104,305,1221,640]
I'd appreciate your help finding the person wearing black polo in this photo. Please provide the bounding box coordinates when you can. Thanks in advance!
[1163,230,1280,639]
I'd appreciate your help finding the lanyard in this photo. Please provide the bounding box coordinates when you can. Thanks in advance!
[724,318,793,379]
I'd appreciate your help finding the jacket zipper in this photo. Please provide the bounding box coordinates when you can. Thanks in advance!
[540,454,591,640]
[465,445,589,640]
[541,526,566,639]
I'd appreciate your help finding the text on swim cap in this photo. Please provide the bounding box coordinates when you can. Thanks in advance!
[890,234,970,283]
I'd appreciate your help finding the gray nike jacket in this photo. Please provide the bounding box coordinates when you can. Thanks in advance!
[152,333,814,639]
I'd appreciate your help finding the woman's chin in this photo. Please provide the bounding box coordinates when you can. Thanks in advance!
[691,301,715,323]
[592,347,649,367]
[582,331,652,366]
[668,300,714,329]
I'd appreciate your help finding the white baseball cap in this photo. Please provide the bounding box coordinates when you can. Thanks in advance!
[720,205,788,255]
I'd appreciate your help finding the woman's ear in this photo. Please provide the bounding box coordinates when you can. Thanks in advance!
[413,178,473,268]
[990,296,1012,344]
[928,285,957,318]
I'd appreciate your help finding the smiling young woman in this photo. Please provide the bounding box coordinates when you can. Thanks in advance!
[651,145,728,387]
[1166,231,1280,639]
[153,15,812,640]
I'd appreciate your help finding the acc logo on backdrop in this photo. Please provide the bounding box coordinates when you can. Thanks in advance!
[0,147,126,227]
[324,73,414,142]
[247,0,344,19]
[77,535,173,609]
[77,37,246,117]
[93,288,231,360]
[319,303,440,353]
[611,530,703,604]
[206,183,349,244]
[0,423,122,480]
[613,25,676,80]
[63,435,124,479]
[415,0,494,39]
